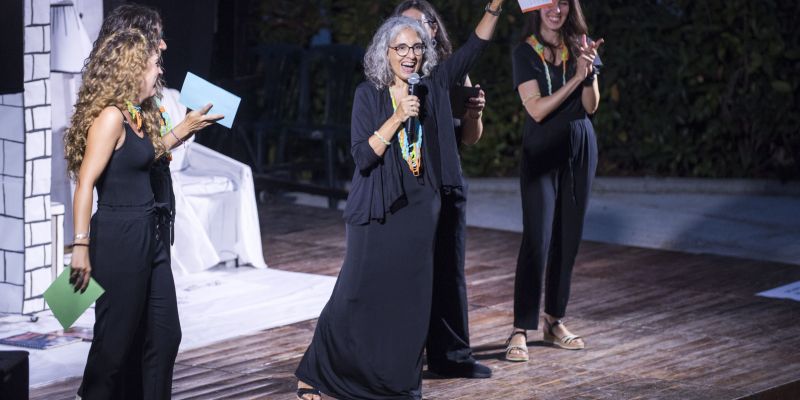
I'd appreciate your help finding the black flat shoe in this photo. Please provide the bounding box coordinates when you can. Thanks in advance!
[428,360,492,379]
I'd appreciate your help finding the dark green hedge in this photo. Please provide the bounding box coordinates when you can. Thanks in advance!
[253,0,800,179]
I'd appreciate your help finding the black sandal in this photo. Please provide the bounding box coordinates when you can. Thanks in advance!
[296,387,321,400]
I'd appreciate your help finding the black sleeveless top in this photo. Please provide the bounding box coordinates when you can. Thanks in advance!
[95,116,155,206]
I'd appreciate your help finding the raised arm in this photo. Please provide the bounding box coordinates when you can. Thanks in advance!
[70,106,124,291]
[475,0,506,40]
[439,0,507,88]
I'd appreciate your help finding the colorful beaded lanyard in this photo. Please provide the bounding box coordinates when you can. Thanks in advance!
[390,93,423,176]
[526,34,569,95]
[125,99,173,137]
[156,98,175,160]
[155,98,173,138]
[127,99,175,160]
[125,100,143,130]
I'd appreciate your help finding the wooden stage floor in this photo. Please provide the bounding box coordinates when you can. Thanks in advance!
[32,202,800,399]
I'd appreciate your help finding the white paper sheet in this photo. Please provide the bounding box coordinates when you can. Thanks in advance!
[518,0,556,13]
[757,281,800,302]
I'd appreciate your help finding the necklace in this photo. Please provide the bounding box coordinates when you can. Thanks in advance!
[125,100,143,130]
[155,98,172,138]
[155,98,174,160]
[390,91,423,176]
[526,34,569,95]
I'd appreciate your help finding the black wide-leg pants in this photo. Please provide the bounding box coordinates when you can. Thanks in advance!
[78,202,181,400]
[514,119,597,330]
[426,186,475,369]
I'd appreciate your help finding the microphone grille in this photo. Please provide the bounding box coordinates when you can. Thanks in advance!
[408,73,420,85]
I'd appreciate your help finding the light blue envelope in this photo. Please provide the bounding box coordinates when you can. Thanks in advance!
[179,72,241,129]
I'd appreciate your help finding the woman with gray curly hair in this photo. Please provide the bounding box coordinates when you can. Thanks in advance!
[294,1,507,399]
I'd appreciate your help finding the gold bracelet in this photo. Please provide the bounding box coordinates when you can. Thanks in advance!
[522,92,541,105]
[374,131,391,146]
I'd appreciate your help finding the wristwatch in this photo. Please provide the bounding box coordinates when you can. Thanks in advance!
[485,2,502,16]
[583,65,600,86]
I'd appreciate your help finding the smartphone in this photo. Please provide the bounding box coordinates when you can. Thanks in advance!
[450,85,482,118]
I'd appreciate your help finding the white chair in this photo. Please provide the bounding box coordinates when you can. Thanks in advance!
[161,88,267,274]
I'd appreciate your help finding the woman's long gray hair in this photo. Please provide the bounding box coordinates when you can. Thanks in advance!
[363,16,438,89]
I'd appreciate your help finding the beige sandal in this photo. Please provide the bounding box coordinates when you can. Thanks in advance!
[504,330,529,362]
[543,319,584,350]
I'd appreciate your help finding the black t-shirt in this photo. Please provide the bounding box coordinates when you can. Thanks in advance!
[512,42,591,167]
[512,42,588,132]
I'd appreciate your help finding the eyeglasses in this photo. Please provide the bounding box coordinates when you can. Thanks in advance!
[389,43,425,57]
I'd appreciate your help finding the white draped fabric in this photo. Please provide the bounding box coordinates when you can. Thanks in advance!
[51,1,93,73]
[50,1,95,242]
[160,89,267,274]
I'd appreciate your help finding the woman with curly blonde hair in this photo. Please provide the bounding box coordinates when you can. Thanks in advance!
[65,28,191,400]
[93,4,221,253]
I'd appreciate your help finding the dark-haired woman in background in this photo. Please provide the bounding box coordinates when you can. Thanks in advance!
[392,0,491,379]
[506,0,603,361]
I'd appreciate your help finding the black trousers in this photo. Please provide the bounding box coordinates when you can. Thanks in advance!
[78,202,181,400]
[426,187,475,368]
[514,120,597,330]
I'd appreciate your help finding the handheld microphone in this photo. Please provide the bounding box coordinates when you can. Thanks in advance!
[406,73,420,139]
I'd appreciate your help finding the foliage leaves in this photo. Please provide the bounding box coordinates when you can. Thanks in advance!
[253,0,800,179]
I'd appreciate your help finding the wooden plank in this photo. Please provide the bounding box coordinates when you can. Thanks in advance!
[31,202,800,400]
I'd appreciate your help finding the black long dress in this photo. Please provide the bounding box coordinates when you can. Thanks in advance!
[295,32,489,400]
[296,143,439,400]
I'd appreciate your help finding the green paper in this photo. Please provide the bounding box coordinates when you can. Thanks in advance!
[43,267,105,330]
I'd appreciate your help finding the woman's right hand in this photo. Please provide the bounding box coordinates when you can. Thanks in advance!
[393,95,421,123]
[70,246,92,293]
[181,103,224,134]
